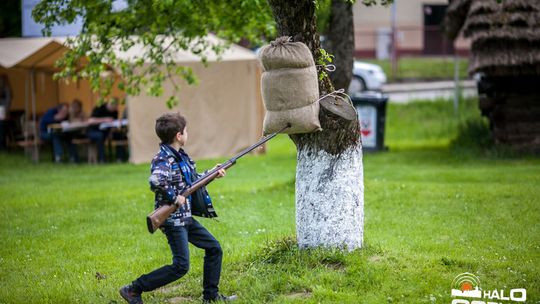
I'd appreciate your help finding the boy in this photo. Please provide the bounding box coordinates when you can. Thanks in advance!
[120,112,236,303]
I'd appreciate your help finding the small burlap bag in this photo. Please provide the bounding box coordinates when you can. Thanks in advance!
[259,37,322,134]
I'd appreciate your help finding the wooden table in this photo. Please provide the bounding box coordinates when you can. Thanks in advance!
[48,119,129,133]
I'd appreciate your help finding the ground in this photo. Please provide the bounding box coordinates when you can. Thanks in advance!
[0,98,538,303]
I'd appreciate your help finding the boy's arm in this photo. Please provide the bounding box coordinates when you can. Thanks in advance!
[148,156,180,205]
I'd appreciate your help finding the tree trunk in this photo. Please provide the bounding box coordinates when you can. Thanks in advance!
[326,0,355,91]
[267,0,364,250]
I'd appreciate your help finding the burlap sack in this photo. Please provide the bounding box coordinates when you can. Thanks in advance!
[261,66,318,111]
[259,37,322,135]
[259,37,314,71]
[263,102,321,135]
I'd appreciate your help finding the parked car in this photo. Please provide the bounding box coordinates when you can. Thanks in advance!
[348,61,387,94]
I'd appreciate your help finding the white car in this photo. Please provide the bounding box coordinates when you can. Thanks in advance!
[348,61,387,93]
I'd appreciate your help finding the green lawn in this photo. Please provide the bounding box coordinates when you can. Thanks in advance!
[1,99,539,303]
[361,57,470,81]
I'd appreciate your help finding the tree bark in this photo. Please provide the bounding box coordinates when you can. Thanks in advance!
[326,0,355,92]
[267,0,364,250]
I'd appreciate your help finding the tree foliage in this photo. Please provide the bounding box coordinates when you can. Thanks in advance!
[33,0,275,106]
[33,0,391,107]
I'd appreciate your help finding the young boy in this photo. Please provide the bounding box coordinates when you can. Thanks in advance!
[120,112,237,303]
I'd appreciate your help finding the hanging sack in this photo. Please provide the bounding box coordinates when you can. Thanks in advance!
[259,37,322,134]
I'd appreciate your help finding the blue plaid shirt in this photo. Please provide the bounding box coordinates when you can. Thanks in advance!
[149,144,200,226]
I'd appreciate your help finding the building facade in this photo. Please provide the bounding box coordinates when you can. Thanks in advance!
[353,0,470,59]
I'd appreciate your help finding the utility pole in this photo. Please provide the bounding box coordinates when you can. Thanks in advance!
[390,0,397,80]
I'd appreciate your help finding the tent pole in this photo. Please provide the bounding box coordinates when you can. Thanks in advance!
[24,71,30,159]
[30,69,39,162]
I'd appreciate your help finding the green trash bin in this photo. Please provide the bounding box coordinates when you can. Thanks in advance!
[351,92,389,151]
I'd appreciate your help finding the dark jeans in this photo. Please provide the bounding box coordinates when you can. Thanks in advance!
[87,129,108,162]
[0,120,6,150]
[41,132,79,162]
[132,218,222,300]
[112,130,128,161]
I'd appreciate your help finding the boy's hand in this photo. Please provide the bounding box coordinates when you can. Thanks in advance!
[214,164,226,178]
[174,195,186,207]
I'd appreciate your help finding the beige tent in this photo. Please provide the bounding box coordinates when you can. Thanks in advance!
[126,39,264,163]
[0,36,264,163]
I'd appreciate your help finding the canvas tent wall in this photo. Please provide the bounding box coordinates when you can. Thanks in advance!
[126,41,264,163]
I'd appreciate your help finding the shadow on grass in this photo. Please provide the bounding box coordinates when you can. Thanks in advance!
[449,117,539,159]
[253,236,346,269]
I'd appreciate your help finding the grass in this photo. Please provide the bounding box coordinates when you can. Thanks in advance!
[1,98,539,303]
[361,57,470,82]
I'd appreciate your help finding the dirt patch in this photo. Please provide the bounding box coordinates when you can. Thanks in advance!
[369,255,383,263]
[324,261,346,270]
[168,296,194,303]
[156,285,181,294]
[286,292,312,299]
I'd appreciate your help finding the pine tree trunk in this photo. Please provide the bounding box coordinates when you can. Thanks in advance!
[267,0,364,250]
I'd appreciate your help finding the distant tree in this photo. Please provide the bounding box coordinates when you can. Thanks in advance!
[325,0,355,91]
[319,0,391,96]
[34,0,387,250]
[0,0,21,38]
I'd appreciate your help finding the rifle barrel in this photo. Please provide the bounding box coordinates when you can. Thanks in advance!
[233,124,290,160]
[193,124,289,182]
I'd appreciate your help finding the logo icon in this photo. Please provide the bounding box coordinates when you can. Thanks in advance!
[451,272,482,298]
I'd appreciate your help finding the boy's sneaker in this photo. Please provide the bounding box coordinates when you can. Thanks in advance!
[203,294,238,303]
[119,285,143,304]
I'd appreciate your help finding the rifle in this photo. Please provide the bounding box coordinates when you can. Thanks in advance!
[146,124,290,233]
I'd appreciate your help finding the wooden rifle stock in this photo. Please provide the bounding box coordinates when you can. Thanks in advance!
[146,125,289,233]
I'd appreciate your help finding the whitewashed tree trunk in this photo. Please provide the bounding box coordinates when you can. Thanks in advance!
[268,0,363,250]
[296,144,364,250]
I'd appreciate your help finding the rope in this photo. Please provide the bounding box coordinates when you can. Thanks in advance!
[315,88,354,106]
[316,64,336,72]
[270,36,292,47]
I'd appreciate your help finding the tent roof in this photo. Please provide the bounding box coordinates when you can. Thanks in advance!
[0,37,67,69]
[0,35,256,71]
[114,34,257,63]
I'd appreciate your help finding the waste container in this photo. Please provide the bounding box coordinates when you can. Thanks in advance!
[351,91,389,151]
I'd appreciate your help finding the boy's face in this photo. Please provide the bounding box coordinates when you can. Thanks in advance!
[176,127,188,146]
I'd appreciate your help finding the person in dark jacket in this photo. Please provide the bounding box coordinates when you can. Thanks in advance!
[87,100,118,162]
[40,103,79,163]
[0,75,12,150]
[119,112,237,304]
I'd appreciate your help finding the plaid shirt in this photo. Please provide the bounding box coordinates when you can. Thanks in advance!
[149,144,200,226]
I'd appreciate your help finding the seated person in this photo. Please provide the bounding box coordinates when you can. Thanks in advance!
[67,99,88,141]
[69,99,87,123]
[40,103,79,163]
[87,99,118,163]
[0,75,12,150]
[111,106,128,162]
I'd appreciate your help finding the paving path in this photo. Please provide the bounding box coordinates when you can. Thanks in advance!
[381,80,477,103]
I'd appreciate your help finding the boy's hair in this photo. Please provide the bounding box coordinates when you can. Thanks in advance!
[155,112,187,144]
